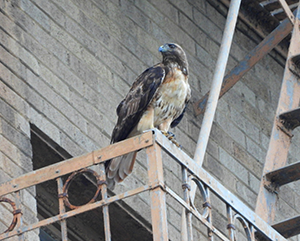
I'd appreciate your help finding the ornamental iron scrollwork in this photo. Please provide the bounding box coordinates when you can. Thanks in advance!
[0,197,21,233]
[232,213,254,241]
[189,175,210,219]
[61,168,106,209]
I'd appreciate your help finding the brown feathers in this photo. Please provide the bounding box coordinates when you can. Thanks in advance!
[106,43,191,189]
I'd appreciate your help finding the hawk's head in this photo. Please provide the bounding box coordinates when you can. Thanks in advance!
[159,43,188,75]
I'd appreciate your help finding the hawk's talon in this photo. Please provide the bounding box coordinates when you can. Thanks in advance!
[160,130,182,149]
[172,139,182,149]
[167,131,175,138]
[161,130,169,137]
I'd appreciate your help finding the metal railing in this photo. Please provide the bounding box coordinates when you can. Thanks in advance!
[0,130,286,241]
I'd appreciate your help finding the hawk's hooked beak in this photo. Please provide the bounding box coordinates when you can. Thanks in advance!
[159,44,169,53]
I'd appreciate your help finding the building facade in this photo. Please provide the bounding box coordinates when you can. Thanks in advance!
[0,0,299,240]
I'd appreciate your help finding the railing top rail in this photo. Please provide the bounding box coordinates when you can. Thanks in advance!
[0,131,153,197]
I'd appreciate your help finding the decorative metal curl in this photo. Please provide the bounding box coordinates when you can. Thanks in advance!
[0,197,21,233]
[189,175,210,219]
[61,168,105,209]
[232,213,253,241]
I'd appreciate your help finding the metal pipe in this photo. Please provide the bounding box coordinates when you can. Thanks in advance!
[191,0,241,200]
[99,164,111,241]
[193,12,294,116]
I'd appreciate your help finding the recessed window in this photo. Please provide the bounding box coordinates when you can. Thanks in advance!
[30,125,152,241]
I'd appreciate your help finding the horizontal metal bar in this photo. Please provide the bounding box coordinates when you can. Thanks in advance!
[193,13,294,115]
[0,184,153,240]
[265,161,300,186]
[153,129,286,241]
[165,186,230,241]
[272,215,300,238]
[0,131,154,196]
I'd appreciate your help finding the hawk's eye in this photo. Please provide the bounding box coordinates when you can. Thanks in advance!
[168,44,176,49]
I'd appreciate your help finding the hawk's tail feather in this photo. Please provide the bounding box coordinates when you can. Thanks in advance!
[106,152,137,190]
[106,158,121,178]
[119,152,137,178]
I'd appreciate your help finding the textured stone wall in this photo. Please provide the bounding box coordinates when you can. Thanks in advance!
[0,0,299,240]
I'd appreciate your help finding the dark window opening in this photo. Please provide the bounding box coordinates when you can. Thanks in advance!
[30,125,153,241]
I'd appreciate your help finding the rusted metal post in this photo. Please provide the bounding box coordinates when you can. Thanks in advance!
[15,191,24,241]
[146,141,168,241]
[57,178,68,241]
[191,0,241,200]
[255,2,300,223]
[98,163,111,241]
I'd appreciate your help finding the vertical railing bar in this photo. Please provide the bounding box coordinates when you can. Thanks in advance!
[250,224,255,241]
[146,142,169,241]
[99,163,111,241]
[206,188,213,241]
[181,167,193,241]
[226,205,235,241]
[187,212,193,241]
[57,177,68,241]
[15,191,24,241]
[191,0,242,201]
[181,167,188,241]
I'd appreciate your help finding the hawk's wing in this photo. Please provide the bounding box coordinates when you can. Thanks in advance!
[111,64,165,144]
[170,103,188,128]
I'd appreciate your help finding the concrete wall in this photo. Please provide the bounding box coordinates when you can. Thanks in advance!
[0,0,299,240]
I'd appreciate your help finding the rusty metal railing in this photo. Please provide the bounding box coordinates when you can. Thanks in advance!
[0,130,286,241]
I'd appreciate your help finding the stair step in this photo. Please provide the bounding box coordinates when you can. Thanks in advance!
[279,107,300,130]
[291,54,300,68]
[289,55,300,77]
[265,161,300,186]
[272,216,300,238]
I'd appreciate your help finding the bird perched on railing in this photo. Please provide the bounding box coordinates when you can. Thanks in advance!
[106,43,191,189]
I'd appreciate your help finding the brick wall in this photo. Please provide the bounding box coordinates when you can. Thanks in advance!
[0,0,299,240]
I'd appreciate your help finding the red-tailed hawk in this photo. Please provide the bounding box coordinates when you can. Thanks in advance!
[106,43,191,189]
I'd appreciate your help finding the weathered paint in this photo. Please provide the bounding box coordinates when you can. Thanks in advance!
[272,215,300,238]
[0,198,19,234]
[265,161,300,186]
[193,13,294,116]
[99,164,111,241]
[0,130,289,241]
[0,131,153,197]
[255,2,300,224]
[154,129,286,241]
[146,142,169,241]
[57,178,68,241]
[0,184,152,240]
